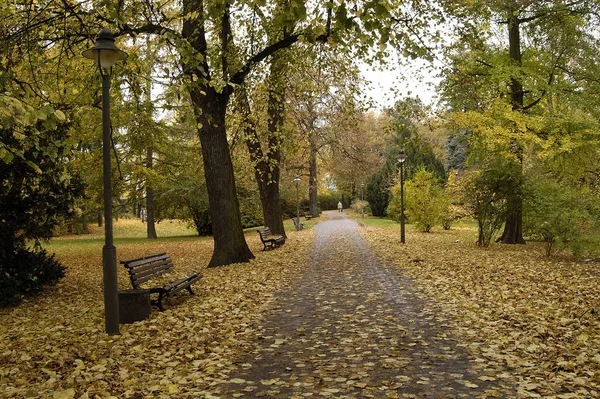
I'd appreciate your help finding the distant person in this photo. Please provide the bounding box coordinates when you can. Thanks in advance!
[338,201,343,212]
[140,208,145,223]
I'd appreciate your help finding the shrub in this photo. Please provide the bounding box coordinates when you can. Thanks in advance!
[351,198,370,216]
[524,178,593,257]
[388,168,448,232]
[0,246,65,307]
[462,162,517,247]
[1,97,82,306]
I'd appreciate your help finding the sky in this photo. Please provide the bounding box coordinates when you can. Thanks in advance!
[359,58,442,111]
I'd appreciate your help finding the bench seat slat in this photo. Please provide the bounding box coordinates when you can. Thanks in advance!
[122,254,171,269]
[120,252,168,265]
[129,262,173,275]
[166,274,202,296]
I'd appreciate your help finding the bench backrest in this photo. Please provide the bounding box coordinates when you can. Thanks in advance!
[258,227,273,239]
[120,253,173,289]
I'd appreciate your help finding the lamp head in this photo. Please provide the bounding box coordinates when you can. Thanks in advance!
[82,28,128,68]
[398,152,407,164]
[294,176,301,183]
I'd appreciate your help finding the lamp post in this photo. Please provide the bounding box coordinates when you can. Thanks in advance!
[361,183,365,219]
[294,176,301,231]
[398,152,407,244]
[82,28,128,335]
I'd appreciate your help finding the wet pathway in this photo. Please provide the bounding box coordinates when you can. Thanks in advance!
[216,212,514,398]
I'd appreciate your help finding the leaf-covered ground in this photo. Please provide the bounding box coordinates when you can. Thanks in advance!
[0,225,314,398]
[362,223,600,398]
[216,214,515,398]
[1,215,598,398]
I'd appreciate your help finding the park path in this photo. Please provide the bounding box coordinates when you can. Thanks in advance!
[216,212,514,398]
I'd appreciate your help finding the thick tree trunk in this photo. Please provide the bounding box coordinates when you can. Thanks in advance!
[500,202,526,244]
[191,86,254,267]
[146,148,158,239]
[499,14,526,245]
[182,0,254,267]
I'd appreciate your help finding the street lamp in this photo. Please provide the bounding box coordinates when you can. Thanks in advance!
[361,183,365,219]
[83,28,128,335]
[398,152,407,244]
[294,176,301,231]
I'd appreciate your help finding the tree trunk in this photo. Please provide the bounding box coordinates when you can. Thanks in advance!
[182,0,254,267]
[262,51,287,235]
[499,14,526,245]
[146,147,158,239]
[499,197,526,244]
[308,138,318,217]
[190,87,254,266]
[97,211,103,227]
[237,86,286,236]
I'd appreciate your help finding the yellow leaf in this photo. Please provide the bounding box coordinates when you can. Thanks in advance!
[53,389,75,399]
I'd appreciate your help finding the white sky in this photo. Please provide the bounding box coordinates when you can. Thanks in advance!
[359,58,442,111]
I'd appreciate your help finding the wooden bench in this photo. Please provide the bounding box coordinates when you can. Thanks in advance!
[257,227,285,251]
[304,213,312,220]
[120,253,201,311]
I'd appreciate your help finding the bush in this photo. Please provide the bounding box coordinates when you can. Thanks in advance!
[1,97,82,306]
[351,198,370,216]
[0,245,66,307]
[524,178,593,257]
[388,168,448,232]
[462,162,517,247]
[317,192,340,211]
[186,188,212,236]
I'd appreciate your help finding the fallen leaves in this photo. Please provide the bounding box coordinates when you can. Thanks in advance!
[362,224,600,398]
[0,227,315,398]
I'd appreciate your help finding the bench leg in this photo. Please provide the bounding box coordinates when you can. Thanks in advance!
[155,294,166,311]
[186,286,195,295]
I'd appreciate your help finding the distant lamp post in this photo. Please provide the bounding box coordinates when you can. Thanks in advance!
[361,183,365,219]
[82,28,128,335]
[294,176,301,231]
[398,152,408,244]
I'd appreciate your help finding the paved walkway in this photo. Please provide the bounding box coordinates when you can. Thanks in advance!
[217,212,514,398]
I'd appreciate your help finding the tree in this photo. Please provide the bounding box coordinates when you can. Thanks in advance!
[386,98,446,182]
[366,168,393,217]
[287,46,365,216]
[2,0,442,267]
[0,96,83,306]
[440,0,600,244]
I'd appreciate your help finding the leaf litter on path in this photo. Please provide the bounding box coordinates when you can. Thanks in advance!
[216,214,516,398]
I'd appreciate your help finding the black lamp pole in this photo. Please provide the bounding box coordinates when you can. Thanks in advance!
[361,183,365,219]
[398,152,407,244]
[294,176,301,231]
[83,28,128,335]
